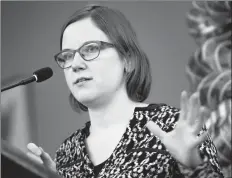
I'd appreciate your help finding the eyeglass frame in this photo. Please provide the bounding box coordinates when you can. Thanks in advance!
[54,40,115,69]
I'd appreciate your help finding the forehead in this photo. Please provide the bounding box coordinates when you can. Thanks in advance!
[62,18,110,49]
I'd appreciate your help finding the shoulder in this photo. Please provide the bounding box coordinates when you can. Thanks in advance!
[58,129,82,150]
[146,103,180,132]
[54,126,85,167]
[55,128,81,155]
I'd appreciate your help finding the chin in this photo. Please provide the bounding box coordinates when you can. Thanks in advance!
[74,92,99,105]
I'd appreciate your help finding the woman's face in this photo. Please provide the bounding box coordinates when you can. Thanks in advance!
[62,18,126,106]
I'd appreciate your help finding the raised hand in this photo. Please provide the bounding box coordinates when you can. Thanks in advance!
[146,91,211,168]
[27,143,57,174]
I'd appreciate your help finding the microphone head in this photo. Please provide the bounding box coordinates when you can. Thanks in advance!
[33,67,53,82]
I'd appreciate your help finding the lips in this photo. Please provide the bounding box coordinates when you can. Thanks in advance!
[74,77,92,84]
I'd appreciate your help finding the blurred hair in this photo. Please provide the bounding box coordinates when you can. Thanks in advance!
[186,1,231,176]
[59,4,152,112]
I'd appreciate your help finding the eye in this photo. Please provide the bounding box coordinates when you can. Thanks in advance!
[57,57,65,63]
[60,51,74,60]
[81,43,99,54]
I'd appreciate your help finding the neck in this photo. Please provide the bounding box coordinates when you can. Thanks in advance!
[87,88,147,135]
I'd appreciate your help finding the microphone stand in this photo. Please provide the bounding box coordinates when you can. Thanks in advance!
[1,83,22,92]
[1,76,36,92]
[1,67,52,93]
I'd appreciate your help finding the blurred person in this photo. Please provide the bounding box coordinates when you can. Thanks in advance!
[27,4,224,178]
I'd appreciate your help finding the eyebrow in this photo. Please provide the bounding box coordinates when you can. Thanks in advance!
[62,40,97,51]
[62,40,112,51]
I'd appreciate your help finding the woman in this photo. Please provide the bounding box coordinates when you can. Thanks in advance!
[27,4,224,178]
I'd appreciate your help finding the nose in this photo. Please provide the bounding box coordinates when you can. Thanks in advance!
[71,52,87,72]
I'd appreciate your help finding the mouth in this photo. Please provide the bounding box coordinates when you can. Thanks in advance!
[74,77,93,85]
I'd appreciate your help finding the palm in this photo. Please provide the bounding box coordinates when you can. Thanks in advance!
[146,91,209,168]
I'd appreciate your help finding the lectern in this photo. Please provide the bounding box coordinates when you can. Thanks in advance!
[1,139,60,178]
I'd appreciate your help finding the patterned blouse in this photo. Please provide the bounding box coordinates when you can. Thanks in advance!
[54,104,224,178]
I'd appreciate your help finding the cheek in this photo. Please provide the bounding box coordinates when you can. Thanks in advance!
[95,61,125,88]
[99,51,125,82]
[100,50,125,73]
[63,70,73,89]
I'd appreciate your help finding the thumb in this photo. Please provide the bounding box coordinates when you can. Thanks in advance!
[146,121,165,140]
[39,147,56,171]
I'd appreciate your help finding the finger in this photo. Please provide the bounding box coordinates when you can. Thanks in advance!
[193,131,208,147]
[26,152,43,164]
[207,111,217,135]
[180,90,189,121]
[218,101,228,124]
[193,107,208,135]
[27,143,56,171]
[146,121,165,140]
[218,102,226,119]
[39,147,56,171]
[204,111,216,133]
[27,143,42,156]
[188,92,201,125]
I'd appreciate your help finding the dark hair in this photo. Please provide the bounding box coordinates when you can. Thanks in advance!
[60,4,152,112]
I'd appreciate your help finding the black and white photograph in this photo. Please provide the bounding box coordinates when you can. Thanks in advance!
[1,1,231,178]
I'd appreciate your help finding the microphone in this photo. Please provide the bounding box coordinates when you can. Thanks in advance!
[1,67,53,92]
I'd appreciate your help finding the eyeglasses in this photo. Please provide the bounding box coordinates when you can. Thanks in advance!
[54,41,114,69]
